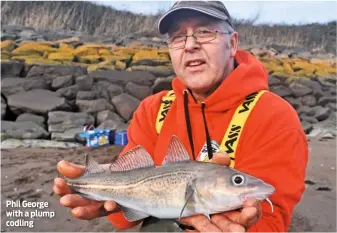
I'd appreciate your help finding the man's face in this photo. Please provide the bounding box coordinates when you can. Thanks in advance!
[168,14,237,96]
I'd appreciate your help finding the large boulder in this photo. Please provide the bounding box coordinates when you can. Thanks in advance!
[96,110,124,125]
[76,91,97,100]
[128,65,175,77]
[126,82,152,100]
[27,64,87,78]
[51,74,74,90]
[56,84,79,100]
[270,85,293,97]
[268,76,282,86]
[1,95,7,120]
[300,95,317,107]
[313,106,330,121]
[1,61,24,77]
[7,89,73,115]
[284,97,302,110]
[1,138,82,149]
[298,106,316,116]
[1,121,49,140]
[318,96,336,106]
[111,93,140,121]
[97,120,128,131]
[1,78,26,96]
[76,98,115,113]
[107,84,124,99]
[51,127,84,142]
[16,113,45,127]
[1,77,50,96]
[89,70,156,87]
[289,82,312,97]
[152,76,174,93]
[76,75,93,91]
[48,111,95,133]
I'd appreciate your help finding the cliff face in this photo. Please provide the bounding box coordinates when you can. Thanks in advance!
[1,1,336,54]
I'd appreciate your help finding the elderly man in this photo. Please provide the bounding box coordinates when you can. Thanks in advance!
[54,1,308,232]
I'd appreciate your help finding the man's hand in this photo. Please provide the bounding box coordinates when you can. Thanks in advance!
[53,160,117,220]
[177,152,262,232]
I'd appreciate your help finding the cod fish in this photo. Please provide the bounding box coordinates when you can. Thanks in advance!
[65,136,275,222]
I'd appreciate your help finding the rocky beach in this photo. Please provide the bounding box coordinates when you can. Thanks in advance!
[1,1,336,232]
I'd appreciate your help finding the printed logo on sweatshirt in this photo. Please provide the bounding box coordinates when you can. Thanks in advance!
[238,92,258,114]
[197,140,220,162]
[223,125,242,154]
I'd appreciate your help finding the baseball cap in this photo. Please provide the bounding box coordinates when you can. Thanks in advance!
[158,1,235,35]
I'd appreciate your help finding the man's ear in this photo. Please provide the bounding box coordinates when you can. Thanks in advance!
[229,32,239,57]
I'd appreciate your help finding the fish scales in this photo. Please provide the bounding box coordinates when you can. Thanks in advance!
[65,136,275,221]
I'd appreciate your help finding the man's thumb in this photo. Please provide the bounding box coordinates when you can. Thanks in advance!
[57,160,85,178]
[209,152,231,166]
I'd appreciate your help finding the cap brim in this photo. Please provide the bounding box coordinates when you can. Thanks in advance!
[158,7,229,35]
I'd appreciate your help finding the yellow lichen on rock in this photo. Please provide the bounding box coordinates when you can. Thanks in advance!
[133,50,169,62]
[112,47,137,57]
[59,43,75,53]
[1,51,11,60]
[87,60,116,72]
[115,60,126,70]
[291,59,316,77]
[48,52,74,62]
[98,48,112,56]
[1,40,16,52]
[102,54,132,63]
[73,45,98,56]
[24,57,62,65]
[261,58,284,73]
[11,54,43,61]
[77,55,102,64]
[12,43,58,56]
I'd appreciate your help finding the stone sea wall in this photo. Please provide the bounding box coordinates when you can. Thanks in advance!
[1,26,336,147]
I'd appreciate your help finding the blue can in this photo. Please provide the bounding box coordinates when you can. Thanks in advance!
[114,130,128,146]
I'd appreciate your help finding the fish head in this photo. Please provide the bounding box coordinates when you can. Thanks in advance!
[195,167,275,212]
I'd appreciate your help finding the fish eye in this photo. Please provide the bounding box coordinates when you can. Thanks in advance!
[231,174,245,186]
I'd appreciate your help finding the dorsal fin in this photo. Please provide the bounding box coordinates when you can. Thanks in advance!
[84,154,106,175]
[109,146,155,172]
[162,135,191,165]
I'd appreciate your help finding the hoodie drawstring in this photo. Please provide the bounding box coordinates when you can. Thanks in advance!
[183,90,213,161]
[201,102,214,160]
[183,90,196,160]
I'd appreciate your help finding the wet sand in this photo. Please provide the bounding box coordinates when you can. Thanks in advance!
[1,138,336,232]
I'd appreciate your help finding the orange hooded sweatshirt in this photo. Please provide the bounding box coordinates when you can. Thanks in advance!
[107,50,308,231]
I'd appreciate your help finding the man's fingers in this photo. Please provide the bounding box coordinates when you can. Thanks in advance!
[60,194,98,208]
[104,201,118,212]
[53,178,71,196]
[224,207,260,229]
[209,152,231,166]
[57,160,85,178]
[211,214,245,232]
[179,215,222,232]
[71,203,105,220]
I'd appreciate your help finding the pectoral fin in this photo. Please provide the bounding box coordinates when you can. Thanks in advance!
[180,179,210,219]
[179,179,197,219]
[119,205,149,222]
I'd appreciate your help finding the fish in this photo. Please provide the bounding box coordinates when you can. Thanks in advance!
[65,135,275,222]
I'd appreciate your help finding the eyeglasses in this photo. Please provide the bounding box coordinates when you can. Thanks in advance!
[167,29,231,49]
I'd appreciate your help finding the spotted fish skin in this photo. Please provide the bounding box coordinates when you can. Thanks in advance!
[65,136,275,221]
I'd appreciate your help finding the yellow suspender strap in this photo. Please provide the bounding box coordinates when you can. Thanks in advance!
[219,90,267,168]
[155,90,176,134]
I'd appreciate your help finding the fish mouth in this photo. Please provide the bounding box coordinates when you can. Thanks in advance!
[242,184,275,202]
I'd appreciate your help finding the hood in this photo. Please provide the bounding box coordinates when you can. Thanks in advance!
[171,50,269,111]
